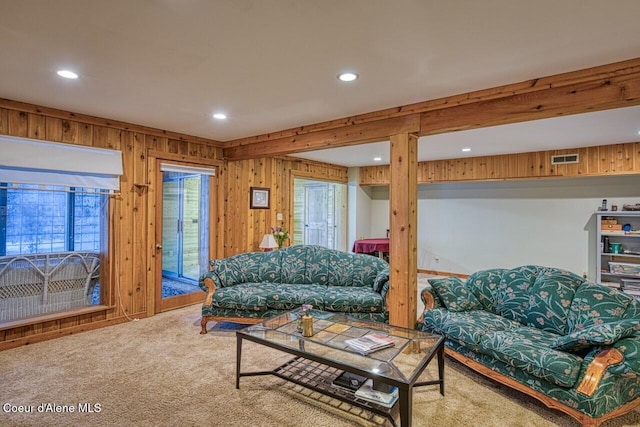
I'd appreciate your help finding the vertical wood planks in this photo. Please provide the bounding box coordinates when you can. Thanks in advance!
[388,133,418,329]
[221,157,348,258]
[360,142,640,186]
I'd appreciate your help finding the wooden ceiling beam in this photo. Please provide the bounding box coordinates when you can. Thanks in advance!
[224,114,420,160]
[223,57,640,160]
[420,70,640,136]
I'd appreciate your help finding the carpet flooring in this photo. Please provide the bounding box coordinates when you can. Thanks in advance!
[1,305,639,427]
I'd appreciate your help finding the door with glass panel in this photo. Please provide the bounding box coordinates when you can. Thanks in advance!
[293,178,347,251]
[156,163,215,312]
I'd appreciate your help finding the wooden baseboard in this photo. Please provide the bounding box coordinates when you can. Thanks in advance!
[0,315,139,351]
[418,269,469,278]
[445,348,640,427]
[0,305,115,332]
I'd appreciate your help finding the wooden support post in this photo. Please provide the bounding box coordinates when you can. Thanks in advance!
[388,133,418,328]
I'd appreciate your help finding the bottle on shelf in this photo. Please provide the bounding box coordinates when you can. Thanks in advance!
[603,236,610,253]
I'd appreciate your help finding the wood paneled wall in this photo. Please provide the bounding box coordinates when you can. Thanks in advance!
[222,157,348,257]
[0,99,223,350]
[359,142,640,186]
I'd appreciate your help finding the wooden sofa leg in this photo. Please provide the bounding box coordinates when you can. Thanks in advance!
[200,317,210,334]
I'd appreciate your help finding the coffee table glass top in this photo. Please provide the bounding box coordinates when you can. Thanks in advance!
[238,309,443,384]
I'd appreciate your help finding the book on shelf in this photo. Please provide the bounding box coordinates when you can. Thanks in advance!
[331,371,367,392]
[354,379,398,408]
[344,333,395,355]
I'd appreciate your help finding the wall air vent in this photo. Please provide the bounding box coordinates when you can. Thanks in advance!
[551,154,579,165]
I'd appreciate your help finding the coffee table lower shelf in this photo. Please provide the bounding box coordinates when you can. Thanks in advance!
[241,356,400,426]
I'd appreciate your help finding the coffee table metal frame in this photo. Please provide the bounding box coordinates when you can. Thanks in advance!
[235,310,445,426]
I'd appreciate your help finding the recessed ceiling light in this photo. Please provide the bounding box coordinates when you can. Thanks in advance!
[373,157,382,162]
[338,72,358,82]
[462,148,472,152]
[213,113,227,120]
[56,70,78,79]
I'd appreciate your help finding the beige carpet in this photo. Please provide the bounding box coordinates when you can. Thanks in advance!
[1,305,639,427]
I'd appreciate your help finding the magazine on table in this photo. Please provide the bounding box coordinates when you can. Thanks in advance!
[355,379,399,408]
[344,333,395,355]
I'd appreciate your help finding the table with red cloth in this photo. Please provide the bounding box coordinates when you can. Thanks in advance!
[352,238,389,259]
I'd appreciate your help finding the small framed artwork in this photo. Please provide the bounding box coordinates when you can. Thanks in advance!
[250,187,270,209]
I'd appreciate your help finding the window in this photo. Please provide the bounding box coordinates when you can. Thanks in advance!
[0,137,121,321]
[0,184,104,256]
[0,184,105,316]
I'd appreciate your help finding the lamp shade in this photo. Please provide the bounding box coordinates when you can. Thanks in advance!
[259,234,278,250]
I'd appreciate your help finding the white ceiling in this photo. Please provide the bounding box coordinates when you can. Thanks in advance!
[1,1,639,167]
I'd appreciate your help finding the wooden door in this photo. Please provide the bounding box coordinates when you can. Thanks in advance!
[155,163,216,313]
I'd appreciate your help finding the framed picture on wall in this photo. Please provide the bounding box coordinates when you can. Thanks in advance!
[250,187,270,209]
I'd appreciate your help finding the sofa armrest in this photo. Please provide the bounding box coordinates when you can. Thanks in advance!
[380,281,390,301]
[373,267,389,293]
[575,334,640,396]
[199,270,224,307]
[417,285,443,325]
[420,285,441,310]
[199,268,226,298]
[610,334,640,375]
[576,348,625,396]
[199,270,220,292]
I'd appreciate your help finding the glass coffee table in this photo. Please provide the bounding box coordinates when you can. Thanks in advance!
[236,309,444,427]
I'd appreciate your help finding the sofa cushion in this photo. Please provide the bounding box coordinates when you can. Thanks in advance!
[566,282,635,333]
[323,286,385,313]
[429,277,482,312]
[351,256,388,288]
[423,308,521,350]
[550,319,640,352]
[323,250,388,288]
[304,245,330,285]
[280,246,309,284]
[264,284,327,310]
[495,265,543,324]
[622,297,640,320]
[209,252,264,287]
[525,267,585,335]
[259,250,282,283]
[465,268,506,314]
[479,327,582,388]
[209,283,276,311]
[327,251,357,286]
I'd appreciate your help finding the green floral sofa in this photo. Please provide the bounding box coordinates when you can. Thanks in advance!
[199,245,389,334]
[419,265,640,427]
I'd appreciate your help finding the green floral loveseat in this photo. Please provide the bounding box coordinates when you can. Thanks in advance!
[419,265,640,427]
[199,245,389,334]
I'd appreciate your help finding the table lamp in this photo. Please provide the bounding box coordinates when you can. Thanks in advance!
[259,234,278,251]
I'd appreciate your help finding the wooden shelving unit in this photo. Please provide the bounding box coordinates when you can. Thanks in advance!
[596,211,640,297]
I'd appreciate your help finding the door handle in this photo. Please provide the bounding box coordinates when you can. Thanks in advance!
[156,244,163,250]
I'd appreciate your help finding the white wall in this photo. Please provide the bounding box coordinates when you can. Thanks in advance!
[347,167,373,251]
[368,175,640,280]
